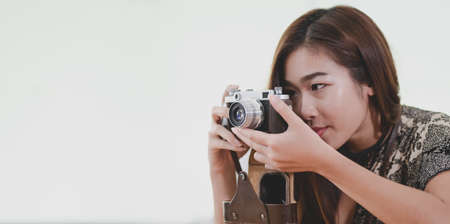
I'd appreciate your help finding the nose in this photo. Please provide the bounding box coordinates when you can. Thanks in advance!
[298,94,318,122]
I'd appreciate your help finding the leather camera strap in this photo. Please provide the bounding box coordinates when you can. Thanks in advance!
[230,151,242,173]
[223,171,297,224]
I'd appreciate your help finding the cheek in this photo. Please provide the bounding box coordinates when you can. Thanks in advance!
[319,88,367,148]
[323,85,367,122]
[318,88,346,122]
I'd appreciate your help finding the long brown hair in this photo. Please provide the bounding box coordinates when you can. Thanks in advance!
[267,6,401,224]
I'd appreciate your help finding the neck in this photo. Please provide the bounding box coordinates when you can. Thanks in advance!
[345,106,382,153]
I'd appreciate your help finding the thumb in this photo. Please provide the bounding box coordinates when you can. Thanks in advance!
[269,94,301,125]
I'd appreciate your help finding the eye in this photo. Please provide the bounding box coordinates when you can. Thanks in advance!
[311,83,326,91]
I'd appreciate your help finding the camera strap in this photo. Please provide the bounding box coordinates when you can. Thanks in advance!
[220,118,243,173]
[223,171,297,224]
[230,151,242,173]
[223,171,269,223]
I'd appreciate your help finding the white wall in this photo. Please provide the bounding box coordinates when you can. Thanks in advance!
[0,0,449,223]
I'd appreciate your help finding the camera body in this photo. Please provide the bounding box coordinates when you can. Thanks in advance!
[223,87,297,205]
[224,87,291,134]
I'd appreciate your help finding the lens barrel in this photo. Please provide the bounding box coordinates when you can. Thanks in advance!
[229,100,264,129]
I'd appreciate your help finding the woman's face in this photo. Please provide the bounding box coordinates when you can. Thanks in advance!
[283,47,375,150]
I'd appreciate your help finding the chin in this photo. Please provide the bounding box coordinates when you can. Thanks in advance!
[321,137,334,149]
[323,137,345,150]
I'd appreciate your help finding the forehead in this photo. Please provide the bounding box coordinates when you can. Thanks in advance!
[284,47,347,83]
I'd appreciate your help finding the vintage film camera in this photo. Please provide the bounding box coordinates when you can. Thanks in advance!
[221,87,298,224]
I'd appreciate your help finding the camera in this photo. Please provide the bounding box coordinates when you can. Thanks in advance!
[223,86,291,134]
[222,87,298,221]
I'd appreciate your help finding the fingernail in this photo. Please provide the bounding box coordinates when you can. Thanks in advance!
[231,127,238,133]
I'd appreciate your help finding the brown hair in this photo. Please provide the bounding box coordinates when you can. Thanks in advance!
[267,6,401,224]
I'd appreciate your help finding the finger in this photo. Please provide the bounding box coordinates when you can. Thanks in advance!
[231,127,270,146]
[254,152,279,171]
[269,94,302,125]
[231,127,269,154]
[212,123,244,147]
[211,106,229,124]
[210,138,247,152]
[253,151,269,164]
[221,84,239,105]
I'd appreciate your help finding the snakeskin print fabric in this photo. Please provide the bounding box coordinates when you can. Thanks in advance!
[339,105,450,224]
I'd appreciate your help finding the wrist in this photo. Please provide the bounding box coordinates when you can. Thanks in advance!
[209,159,235,176]
[313,143,340,176]
[210,166,234,178]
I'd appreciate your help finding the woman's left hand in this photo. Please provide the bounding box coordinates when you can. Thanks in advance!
[231,94,334,173]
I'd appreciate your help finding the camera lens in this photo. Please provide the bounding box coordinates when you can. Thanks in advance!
[229,103,246,126]
[235,108,245,122]
[229,100,263,129]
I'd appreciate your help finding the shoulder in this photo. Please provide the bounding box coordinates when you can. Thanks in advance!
[399,105,450,153]
[398,105,450,189]
[400,105,450,129]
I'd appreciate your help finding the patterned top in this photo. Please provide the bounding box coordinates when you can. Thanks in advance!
[338,105,450,224]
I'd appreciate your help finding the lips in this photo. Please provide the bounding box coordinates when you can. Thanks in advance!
[311,126,328,137]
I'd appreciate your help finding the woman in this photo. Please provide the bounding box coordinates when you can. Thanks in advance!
[208,6,450,224]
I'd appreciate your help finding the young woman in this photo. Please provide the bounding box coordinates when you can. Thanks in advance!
[208,6,450,224]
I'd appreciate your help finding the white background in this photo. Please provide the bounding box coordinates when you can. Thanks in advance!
[0,0,449,223]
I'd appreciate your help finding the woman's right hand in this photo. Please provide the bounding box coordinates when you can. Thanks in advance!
[208,84,249,174]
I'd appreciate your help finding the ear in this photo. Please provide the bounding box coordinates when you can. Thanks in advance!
[362,84,374,96]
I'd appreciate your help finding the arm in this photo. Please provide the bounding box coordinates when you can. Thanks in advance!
[317,148,450,224]
[210,167,237,224]
[208,85,249,224]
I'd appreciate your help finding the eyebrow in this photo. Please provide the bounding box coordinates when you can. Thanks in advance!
[284,72,328,87]
[300,72,328,84]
